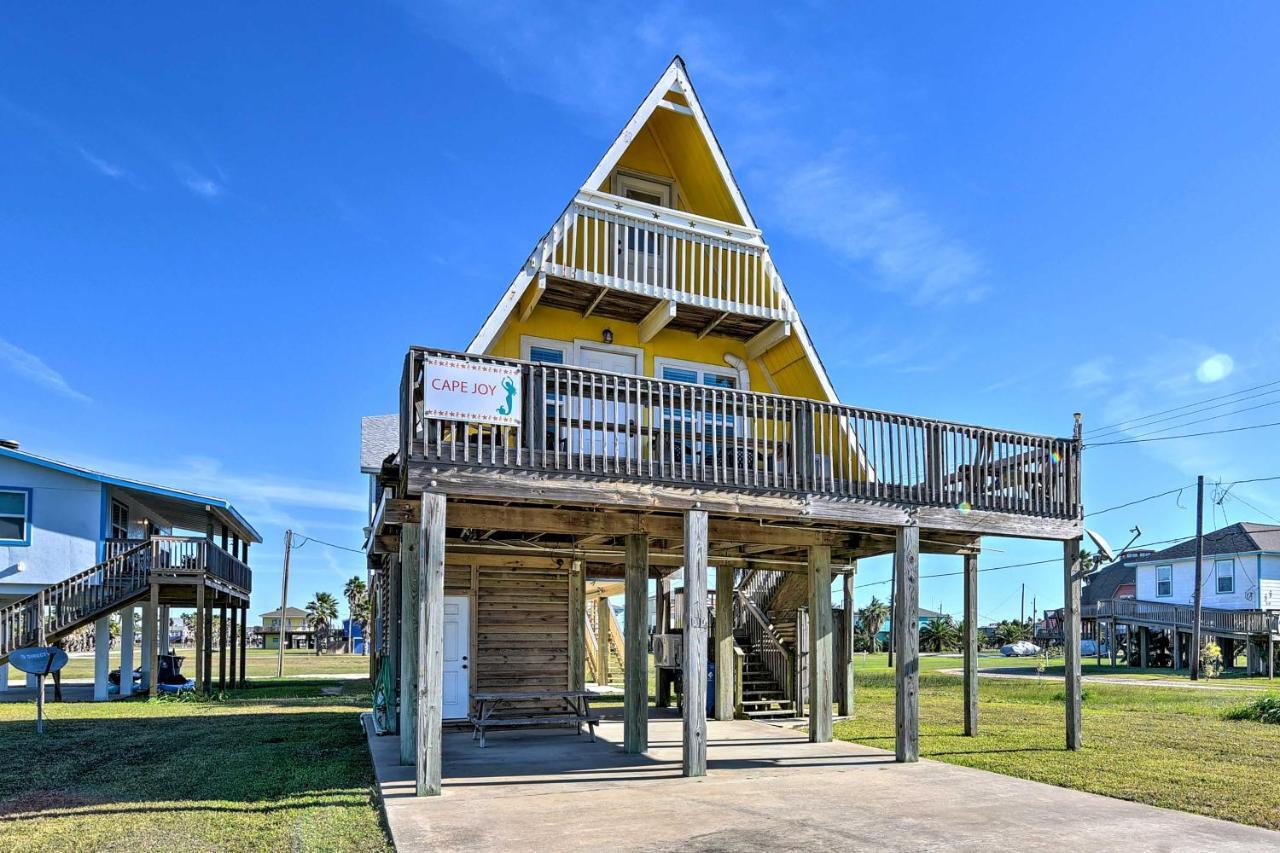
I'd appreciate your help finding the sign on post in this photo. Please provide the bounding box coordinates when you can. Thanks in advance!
[422,356,522,427]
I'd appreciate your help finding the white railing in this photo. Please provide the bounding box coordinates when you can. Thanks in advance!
[533,190,793,321]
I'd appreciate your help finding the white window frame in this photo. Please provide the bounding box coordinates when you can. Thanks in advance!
[1155,565,1172,597]
[519,335,571,364]
[0,487,31,546]
[653,356,741,389]
[612,169,674,209]
[110,498,130,540]
[1215,558,1235,595]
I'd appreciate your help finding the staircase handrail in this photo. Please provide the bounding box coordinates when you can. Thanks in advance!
[0,541,152,661]
[738,568,786,614]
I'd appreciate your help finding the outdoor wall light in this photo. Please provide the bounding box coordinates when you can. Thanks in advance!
[602,328,614,344]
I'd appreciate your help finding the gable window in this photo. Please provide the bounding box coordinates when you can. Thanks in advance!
[1156,565,1172,597]
[1215,559,1235,595]
[0,487,32,546]
[110,499,130,540]
[614,171,673,209]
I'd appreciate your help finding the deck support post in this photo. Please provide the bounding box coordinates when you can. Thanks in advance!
[142,589,157,694]
[1064,537,1083,751]
[595,597,611,687]
[203,599,213,694]
[399,521,421,766]
[93,615,111,701]
[963,551,979,736]
[193,584,206,696]
[218,605,228,692]
[1172,629,1182,671]
[715,564,735,722]
[808,545,833,743]
[838,563,855,717]
[387,556,400,734]
[569,559,586,692]
[625,534,650,752]
[1109,618,1118,667]
[894,517,920,762]
[228,606,238,690]
[160,605,170,654]
[417,491,446,797]
[1139,627,1150,669]
[683,509,709,778]
[119,606,135,697]
[239,606,248,687]
[1095,619,1103,668]
[656,580,673,708]
[1270,637,1275,680]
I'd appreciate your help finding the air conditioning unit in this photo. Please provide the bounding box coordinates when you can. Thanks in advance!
[652,633,683,668]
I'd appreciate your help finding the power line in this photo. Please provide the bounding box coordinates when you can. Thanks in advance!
[1084,484,1195,518]
[1084,377,1280,436]
[291,533,365,554]
[1087,419,1280,447]
[1109,397,1280,441]
[1223,492,1280,526]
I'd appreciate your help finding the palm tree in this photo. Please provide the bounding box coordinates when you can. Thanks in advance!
[306,592,340,656]
[343,576,369,655]
[857,597,890,652]
[920,615,960,652]
[995,619,1031,645]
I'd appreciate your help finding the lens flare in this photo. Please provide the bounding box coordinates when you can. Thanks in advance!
[1050,450,1061,464]
[957,500,972,513]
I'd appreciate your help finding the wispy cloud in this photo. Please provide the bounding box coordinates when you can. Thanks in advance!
[176,163,224,199]
[0,337,91,403]
[1070,357,1114,390]
[407,2,986,308]
[76,146,129,180]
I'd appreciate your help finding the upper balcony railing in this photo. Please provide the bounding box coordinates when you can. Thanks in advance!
[1094,598,1279,636]
[531,190,793,322]
[105,537,252,593]
[401,349,1082,520]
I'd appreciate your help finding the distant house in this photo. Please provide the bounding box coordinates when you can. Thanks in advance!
[875,607,947,644]
[1130,524,1280,610]
[1081,549,1149,607]
[258,607,314,650]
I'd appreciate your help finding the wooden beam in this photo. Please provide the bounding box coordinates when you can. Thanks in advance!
[745,320,791,360]
[569,559,585,691]
[399,522,420,766]
[193,585,205,697]
[894,520,920,763]
[696,311,730,340]
[808,545,833,742]
[387,556,401,735]
[624,534,649,753]
[147,583,160,698]
[1064,537,1083,751]
[239,605,248,687]
[655,98,695,117]
[838,564,855,717]
[639,299,677,343]
[715,565,734,721]
[582,286,608,318]
[683,509,708,777]
[594,597,611,687]
[440,502,852,546]
[963,551,978,736]
[412,468,1083,542]
[418,492,446,796]
[518,271,546,322]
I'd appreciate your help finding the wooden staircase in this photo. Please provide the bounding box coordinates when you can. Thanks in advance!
[733,627,796,719]
[0,542,152,665]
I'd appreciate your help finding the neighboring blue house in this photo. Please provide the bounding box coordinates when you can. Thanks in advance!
[340,618,366,654]
[874,607,948,645]
[0,441,260,601]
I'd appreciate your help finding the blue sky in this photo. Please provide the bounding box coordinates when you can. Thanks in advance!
[4,3,1280,623]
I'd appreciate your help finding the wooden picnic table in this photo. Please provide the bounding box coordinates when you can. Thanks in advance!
[468,689,600,748]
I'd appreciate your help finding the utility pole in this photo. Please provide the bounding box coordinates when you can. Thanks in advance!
[1191,476,1205,681]
[277,529,293,679]
[1021,584,1026,625]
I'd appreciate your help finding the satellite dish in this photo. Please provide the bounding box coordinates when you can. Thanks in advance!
[8,646,68,676]
[1086,529,1115,563]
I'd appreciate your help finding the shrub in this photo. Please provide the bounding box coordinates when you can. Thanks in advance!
[1224,695,1280,724]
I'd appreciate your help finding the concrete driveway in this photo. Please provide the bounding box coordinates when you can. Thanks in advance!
[366,711,1280,852]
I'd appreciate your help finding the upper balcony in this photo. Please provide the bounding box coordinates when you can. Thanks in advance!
[397,348,1083,537]
[527,189,793,342]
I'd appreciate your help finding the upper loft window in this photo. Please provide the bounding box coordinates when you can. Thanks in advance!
[0,487,32,546]
[111,499,130,539]
[1215,559,1235,595]
[614,171,673,209]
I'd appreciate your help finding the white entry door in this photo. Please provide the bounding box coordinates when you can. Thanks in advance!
[573,344,640,459]
[442,595,470,720]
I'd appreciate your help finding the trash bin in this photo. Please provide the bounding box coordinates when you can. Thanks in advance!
[706,662,716,715]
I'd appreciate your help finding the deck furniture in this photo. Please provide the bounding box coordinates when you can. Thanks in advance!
[468,689,600,748]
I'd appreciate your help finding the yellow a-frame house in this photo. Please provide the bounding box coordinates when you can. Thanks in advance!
[363,57,1084,797]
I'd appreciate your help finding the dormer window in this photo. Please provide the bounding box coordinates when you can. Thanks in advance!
[614,171,672,209]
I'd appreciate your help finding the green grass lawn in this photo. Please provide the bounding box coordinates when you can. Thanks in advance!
[0,679,390,851]
[838,653,1280,830]
[57,647,372,681]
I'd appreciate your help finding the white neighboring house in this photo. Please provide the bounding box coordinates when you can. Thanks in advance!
[1130,523,1280,612]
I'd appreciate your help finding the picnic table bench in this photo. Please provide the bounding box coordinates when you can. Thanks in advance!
[468,689,600,748]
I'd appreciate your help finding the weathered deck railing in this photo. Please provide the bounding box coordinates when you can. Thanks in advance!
[1095,598,1280,636]
[535,190,792,321]
[0,538,252,663]
[402,348,1082,520]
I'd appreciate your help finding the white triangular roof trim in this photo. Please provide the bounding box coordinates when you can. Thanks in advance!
[466,57,842,407]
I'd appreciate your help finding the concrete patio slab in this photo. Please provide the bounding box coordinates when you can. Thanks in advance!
[364,710,1280,852]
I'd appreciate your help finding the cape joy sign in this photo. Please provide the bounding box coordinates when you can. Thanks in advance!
[422,356,522,428]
